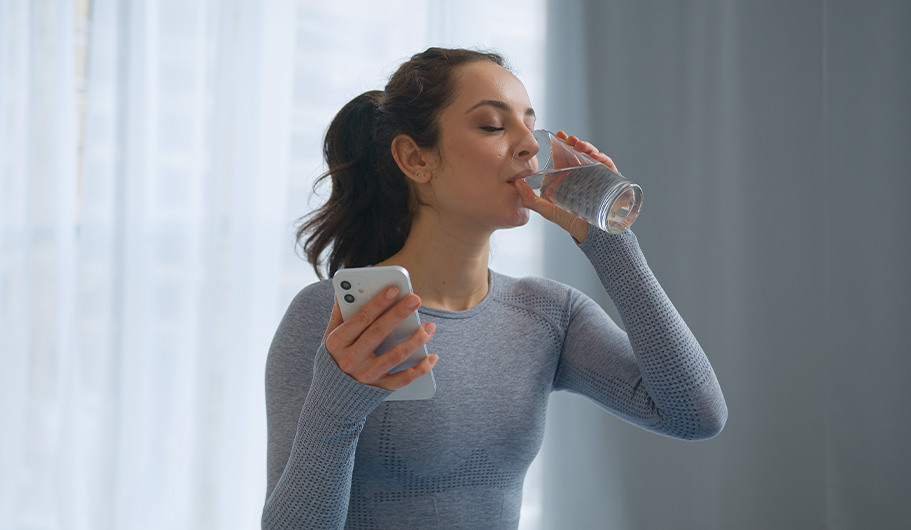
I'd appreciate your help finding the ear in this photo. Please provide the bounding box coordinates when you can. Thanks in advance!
[391,134,432,183]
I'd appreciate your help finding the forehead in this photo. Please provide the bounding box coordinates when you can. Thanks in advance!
[449,61,532,110]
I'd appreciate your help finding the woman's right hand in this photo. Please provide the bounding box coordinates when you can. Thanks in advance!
[322,286,438,390]
[515,130,621,243]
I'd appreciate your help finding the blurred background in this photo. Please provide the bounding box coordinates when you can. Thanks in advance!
[1,0,908,529]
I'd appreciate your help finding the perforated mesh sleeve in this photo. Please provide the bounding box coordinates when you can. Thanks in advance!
[555,229,727,439]
[261,229,727,529]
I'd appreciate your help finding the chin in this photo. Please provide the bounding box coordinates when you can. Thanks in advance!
[501,207,530,229]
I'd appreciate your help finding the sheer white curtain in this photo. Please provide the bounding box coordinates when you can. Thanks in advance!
[0,0,546,528]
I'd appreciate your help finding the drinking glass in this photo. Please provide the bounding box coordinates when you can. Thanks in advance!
[524,130,643,234]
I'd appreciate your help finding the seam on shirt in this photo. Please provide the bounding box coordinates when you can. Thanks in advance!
[489,296,566,336]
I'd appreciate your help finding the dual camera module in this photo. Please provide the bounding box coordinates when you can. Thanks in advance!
[339,280,356,303]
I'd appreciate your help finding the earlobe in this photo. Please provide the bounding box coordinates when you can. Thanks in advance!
[411,171,431,183]
[391,134,432,183]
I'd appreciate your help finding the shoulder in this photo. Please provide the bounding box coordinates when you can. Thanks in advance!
[277,279,335,335]
[267,279,335,367]
[284,279,335,323]
[494,272,578,303]
[490,271,595,330]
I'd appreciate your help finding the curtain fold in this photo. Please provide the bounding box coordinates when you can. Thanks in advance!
[0,0,307,527]
[541,1,911,528]
[1,1,547,528]
[1,0,79,525]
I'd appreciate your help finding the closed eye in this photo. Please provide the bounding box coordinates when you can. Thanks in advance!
[480,126,504,132]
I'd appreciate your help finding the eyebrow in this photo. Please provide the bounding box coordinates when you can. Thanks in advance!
[465,99,536,118]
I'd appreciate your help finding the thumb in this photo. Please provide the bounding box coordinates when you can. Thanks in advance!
[515,179,589,242]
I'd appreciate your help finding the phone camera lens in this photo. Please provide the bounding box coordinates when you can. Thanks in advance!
[340,280,351,290]
[344,293,355,303]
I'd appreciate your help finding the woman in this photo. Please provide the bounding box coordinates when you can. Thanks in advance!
[261,47,727,529]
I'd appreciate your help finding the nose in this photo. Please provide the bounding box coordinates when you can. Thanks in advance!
[513,128,540,161]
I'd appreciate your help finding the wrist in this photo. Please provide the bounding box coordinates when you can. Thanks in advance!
[307,344,391,420]
[569,220,589,244]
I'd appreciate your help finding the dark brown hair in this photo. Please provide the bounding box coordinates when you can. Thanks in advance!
[296,47,507,279]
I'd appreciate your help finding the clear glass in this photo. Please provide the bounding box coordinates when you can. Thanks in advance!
[524,130,643,234]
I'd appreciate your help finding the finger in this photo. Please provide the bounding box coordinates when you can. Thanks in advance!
[550,136,586,169]
[578,144,615,170]
[515,179,589,242]
[377,353,439,391]
[591,152,617,171]
[366,320,436,380]
[516,177,569,216]
[574,139,595,154]
[516,178,560,215]
[515,178,539,209]
[322,298,344,344]
[577,143,605,165]
[331,285,401,345]
[552,147,583,169]
[354,293,423,353]
[558,131,619,172]
[556,131,579,148]
[573,142,616,170]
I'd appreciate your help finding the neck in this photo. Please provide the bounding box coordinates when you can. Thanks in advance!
[376,210,492,311]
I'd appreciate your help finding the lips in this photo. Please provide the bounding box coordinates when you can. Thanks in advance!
[507,168,535,183]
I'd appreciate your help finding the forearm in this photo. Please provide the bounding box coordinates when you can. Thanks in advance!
[578,229,727,439]
[262,345,390,529]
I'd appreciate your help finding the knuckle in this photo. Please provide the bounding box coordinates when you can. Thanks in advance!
[392,296,419,318]
[350,309,373,329]
[335,355,357,375]
[396,303,416,318]
[408,359,430,377]
[403,365,427,383]
[411,335,431,352]
[381,372,410,391]
[362,323,391,344]
[324,332,342,353]
[392,344,414,363]
[372,289,397,310]
[375,345,406,370]
[414,363,432,378]
[361,364,388,384]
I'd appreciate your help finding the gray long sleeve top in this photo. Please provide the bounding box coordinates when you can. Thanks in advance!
[262,229,727,529]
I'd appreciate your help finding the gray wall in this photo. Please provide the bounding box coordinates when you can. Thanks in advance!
[539,1,911,528]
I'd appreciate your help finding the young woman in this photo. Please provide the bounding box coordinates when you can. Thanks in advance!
[261,47,727,529]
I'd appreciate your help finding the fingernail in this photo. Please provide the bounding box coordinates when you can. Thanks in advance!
[516,181,531,200]
[424,322,436,335]
[406,295,420,309]
[428,354,439,367]
[386,286,399,300]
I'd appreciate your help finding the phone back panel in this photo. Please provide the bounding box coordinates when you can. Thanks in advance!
[332,266,436,400]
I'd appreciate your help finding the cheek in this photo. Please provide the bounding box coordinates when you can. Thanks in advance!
[445,138,508,172]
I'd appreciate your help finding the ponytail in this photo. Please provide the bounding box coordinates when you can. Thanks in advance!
[296,48,507,279]
[296,90,414,279]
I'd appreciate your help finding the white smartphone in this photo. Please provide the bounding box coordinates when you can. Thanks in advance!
[331,265,436,401]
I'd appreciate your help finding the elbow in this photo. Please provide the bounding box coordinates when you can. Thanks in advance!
[658,393,727,441]
[694,402,728,440]
[684,376,729,440]
[685,396,728,441]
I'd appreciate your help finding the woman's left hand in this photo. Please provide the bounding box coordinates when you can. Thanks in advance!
[514,131,620,243]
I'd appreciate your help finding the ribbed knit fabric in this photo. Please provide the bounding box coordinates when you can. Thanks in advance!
[261,229,727,529]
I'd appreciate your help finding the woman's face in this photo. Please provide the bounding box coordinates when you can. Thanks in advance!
[422,61,539,232]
